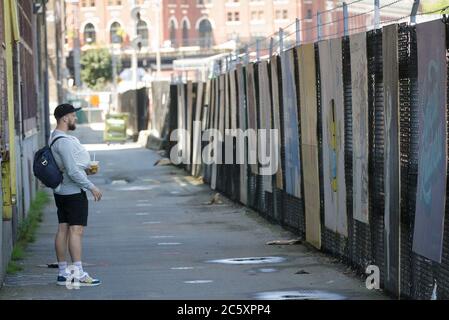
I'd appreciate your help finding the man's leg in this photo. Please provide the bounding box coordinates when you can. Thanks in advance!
[55,223,69,283]
[68,225,83,265]
[55,223,69,261]
[68,225,100,286]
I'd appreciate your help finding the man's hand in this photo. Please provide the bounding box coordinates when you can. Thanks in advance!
[90,186,102,201]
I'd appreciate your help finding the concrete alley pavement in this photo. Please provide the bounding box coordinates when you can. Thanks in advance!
[0,124,388,300]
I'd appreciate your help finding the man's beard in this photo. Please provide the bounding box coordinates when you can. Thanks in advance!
[68,122,76,130]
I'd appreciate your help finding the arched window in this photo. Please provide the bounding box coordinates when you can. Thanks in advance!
[169,20,177,47]
[182,20,189,46]
[110,22,123,44]
[83,23,96,44]
[136,20,149,47]
[198,19,212,48]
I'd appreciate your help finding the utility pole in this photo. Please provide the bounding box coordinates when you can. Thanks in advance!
[131,1,139,90]
[154,0,162,77]
[71,0,81,89]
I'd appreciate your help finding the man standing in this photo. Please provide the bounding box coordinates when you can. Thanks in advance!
[50,103,102,286]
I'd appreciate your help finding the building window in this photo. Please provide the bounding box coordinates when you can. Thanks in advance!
[90,0,95,6]
[258,11,264,19]
[198,19,213,48]
[108,0,122,6]
[81,0,88,6]
[83,23,96,43]
[283,10,288,19]
[170,20,177,47]
[275,10,281,19]
[198,0,204,4]
[251,11,257,20]
[110,22,123,44]
[182,20,189,46]
[228,12,240,22]
[307,9,312,19]
[136,20,149,47]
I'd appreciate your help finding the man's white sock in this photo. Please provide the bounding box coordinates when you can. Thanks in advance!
[58,261,68,276]
[73,261,84,276]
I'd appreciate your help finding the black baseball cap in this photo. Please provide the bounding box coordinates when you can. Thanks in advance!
[54,103,81,120]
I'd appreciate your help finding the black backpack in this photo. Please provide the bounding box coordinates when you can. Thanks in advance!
[33,136,66,189]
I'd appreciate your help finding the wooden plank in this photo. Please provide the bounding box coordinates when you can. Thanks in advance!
[177,83,186,163]
[230,70,238,130]
[280,48,302,198]
[224,73,233,163]
[298,43,321,249]
[211,78,219,190]
[237,64,248,205]
[246,63,259,174]
[383,23,401,297]
[318,38,348,237]
[192,82,204,177]
[270,55,284,190]
[350,32,369,224]
[186,81,194,171]
[202,80,211,131]
[413,20,447,263]
[258,60,273,192]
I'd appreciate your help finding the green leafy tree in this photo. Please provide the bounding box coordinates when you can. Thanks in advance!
[80,49,114,90]
[422,0,449,14]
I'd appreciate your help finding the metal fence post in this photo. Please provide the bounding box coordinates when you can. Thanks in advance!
[317,11,322,41]
[374,0,380,30]
[269,37,274,57]
[256,39,260,62]
[296,18,300,46]
[343,2,349,37]
[279,28,284,53]
[245,44,249,65]
[410,0,420,25]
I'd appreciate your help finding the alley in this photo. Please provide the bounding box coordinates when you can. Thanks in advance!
[0,124,387,300]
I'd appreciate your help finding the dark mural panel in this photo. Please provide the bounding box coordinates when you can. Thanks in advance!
[413,20,447,263]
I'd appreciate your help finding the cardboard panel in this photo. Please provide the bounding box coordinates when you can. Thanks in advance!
[298,43,321,249]
[280,48,302,198]
[270,55,284,189]
[237,64,248,205]
[383,24,401,297]
[413,20,447,263]
[192,82,204,176]
[246,63,259,174]
[318,38,348,237]
[258,60,273,192]
[350,32,370,224]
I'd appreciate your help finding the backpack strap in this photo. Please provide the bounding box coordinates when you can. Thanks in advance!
[50,136,66,148]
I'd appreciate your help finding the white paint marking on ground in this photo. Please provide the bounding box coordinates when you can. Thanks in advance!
[150,235,175,239]
[184,280,213,284]
[157,242,182,246]
[136,203,153,207]
[171,267,195,270]
[118,186,155,191]
[142,221,161,224]
[207,257,286,265]
[135,212,149,216]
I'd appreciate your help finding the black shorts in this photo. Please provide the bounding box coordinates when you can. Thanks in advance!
[54,190,88,226]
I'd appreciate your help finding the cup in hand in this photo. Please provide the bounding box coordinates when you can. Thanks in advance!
[89,160,99,174]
